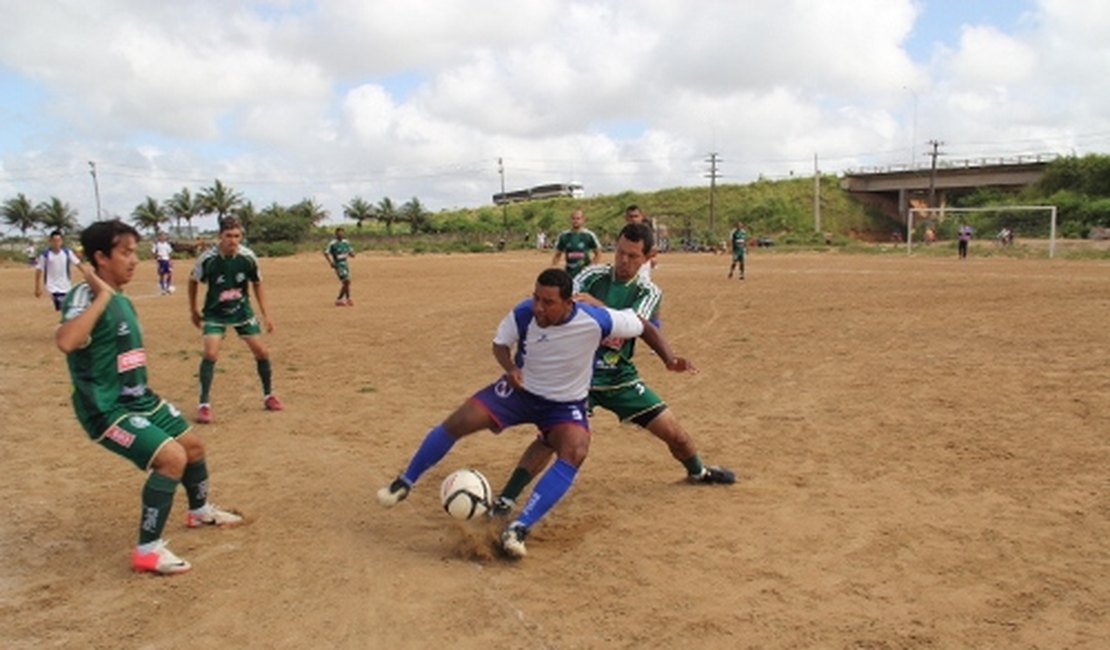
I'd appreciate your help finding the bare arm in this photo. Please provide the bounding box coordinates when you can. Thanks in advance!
[591,247,602,265]
[638,317,698,374]
[252,281,275,333]
[188,278,203,328]
[34,269,43,297]
[492,342,523,389]
[551,249,563,267]
[55,264,114,353]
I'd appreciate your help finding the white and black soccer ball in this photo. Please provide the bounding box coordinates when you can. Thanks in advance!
[440,468,491,520]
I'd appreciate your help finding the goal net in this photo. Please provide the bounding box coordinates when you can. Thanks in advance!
[906,206,1059,257]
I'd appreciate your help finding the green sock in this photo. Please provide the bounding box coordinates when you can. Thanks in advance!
[256,358,272,395]
[499,467,534,502]
[682,454,705,477]
[181,460,209,511]
[139,472,179,545]
[199,358,215,403]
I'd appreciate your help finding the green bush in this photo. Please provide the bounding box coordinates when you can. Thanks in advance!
[251,241,296,257]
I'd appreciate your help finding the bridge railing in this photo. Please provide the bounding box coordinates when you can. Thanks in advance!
[845,152,1060,176]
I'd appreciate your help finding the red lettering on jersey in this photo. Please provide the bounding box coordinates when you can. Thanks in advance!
[218,287,243,302]
[117,349,147,373]
[105,425,135,448]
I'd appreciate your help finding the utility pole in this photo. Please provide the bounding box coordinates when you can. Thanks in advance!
[813,153,821,234]
[926,140,943,208]
[88,160,102,220]
[497,157,507,230]
[705,152,720,236]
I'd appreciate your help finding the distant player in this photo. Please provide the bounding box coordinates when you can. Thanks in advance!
[189,217,283,423]
[728,221,748,279]
[324,227,356,306]
[56,219,241,575]
[152,231,175,295]
[34,230,81,311]
[623,205,658,282]
[958,223,974,259]
[551,209,601,277]
[492,223,735,518]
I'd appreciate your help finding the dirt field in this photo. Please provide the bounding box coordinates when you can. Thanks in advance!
[1,247,1107,649]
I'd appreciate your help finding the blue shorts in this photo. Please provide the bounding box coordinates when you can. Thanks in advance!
[471,376,590,436]
[157,259,172,275]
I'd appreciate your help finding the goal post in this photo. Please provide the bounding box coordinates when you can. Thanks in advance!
[906,206,1058,258]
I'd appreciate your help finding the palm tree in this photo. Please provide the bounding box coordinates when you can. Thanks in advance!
[377,197,398,234]
[233,200,258,234]
[131,196,168,236]
[166,187,201,237]
[401,196,431,234]
[290,198,328,225]
[2,193,40,237]
[343,196,375,229]
[198,179,244,223]
[36,196,79,234]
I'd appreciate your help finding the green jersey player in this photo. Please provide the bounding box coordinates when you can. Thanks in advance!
[493,222,735,516]
[551,209,602,277]
[56,219,241,575]
[728,221,748,280]
[324,227,356,306]
[188,217,282,423]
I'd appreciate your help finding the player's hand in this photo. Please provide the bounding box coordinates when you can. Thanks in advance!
[75,262,115,299]
[263,316,275,334]
[573,292,604,307]
[190,311,203,328]
[666,356,699,374]
[505,368,524,390]
[34,287,42,298]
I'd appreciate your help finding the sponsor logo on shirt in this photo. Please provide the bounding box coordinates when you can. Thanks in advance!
[218,287,243,302]
[105,424,135,448]
[120,384,147,398]
[117,348,147,373]
[117,322,130,336]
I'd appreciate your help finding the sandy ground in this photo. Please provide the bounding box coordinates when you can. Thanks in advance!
[0,246,1107,649]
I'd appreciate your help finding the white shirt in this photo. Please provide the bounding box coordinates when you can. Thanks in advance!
[153,240,173,261]
[36,247,81,294]
[493,300,644,402]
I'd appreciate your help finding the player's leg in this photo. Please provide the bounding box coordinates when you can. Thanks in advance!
[241,324,281,411]
[640,408,735,484]
[197,328,224,422]
[501,419,590,558]
[738,252,745,279]
[491,437,556,516]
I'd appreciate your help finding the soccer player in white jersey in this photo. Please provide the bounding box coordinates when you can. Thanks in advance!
[152,231,175,294]
[34,230,81,311]
[378,268,696,558]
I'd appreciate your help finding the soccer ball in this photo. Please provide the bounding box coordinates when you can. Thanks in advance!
[167,285,176,294]
[440,468,491,520]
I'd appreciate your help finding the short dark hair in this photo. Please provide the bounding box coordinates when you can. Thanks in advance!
[624,204,639,214]
[80,219,140,269]
[49,229,63,238]
[537,268,573,300]
[618,222,654,254]
[219,216,242,232]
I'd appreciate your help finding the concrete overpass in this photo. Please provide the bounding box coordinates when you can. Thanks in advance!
[840,155,1057,223]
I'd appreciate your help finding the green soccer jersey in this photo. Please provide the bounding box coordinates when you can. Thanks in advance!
[730,228,748,254]
[191,245,261,323]
[326,239,353,268]
[574,264,662,389]
[61,284,161,435]
[556,229,602,277]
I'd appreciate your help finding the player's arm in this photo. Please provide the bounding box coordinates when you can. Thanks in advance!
[550,249,563,267]
[55,264,115,353]
[573,292,604,307]
[188,278,203,328]
[492,342,523,389]
[323,249,333,267]
[252,280,274,333]
[34,267,43,297]
[637,317,697,374]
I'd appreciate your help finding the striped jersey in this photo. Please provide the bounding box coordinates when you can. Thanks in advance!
[573,265,663,389]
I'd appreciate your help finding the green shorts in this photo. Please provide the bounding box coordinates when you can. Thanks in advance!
[334,262,350,282]
[732,249,746,262]
[93,400,191,470]
[203,316,262,337]
[589,381,667,427]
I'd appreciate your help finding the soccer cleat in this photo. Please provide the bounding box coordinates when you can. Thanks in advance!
[263,394,284,411]
[345,298,354,307]
[688,465,737,485]
[377,476,411,507]
[186,504,244,528]
[489,496,515,518]
[335,299,346,307]
[131,539,191,575]
[500,522,529,558]
[196,403,212,424]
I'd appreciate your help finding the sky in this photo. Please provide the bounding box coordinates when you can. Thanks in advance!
[2,0,1109,231]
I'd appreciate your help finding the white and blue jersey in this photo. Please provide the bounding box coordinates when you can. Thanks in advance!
[493,298,644,403]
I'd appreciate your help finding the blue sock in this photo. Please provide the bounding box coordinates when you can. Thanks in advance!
[516,458,578,529]
[401,424,455,485]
